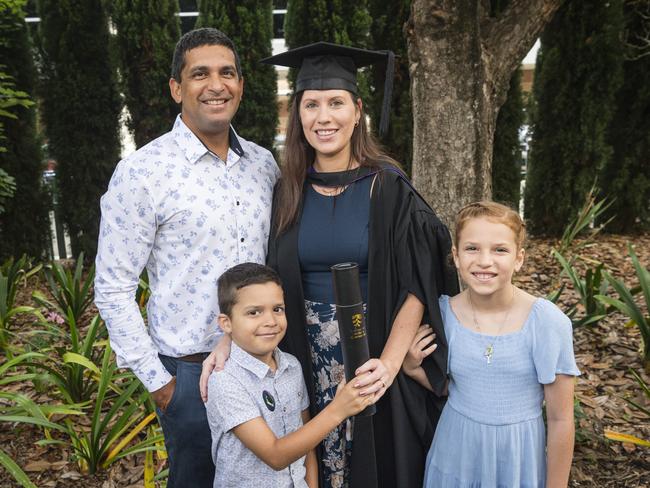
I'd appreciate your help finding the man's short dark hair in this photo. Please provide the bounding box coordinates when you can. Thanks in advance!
[218,263,282,316]
[171,27,242,81]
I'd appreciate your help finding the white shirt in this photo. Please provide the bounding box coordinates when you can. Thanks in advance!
[206,343,310,488]
[95,115,279,391]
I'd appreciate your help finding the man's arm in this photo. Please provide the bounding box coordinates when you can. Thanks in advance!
[94,161,172,396]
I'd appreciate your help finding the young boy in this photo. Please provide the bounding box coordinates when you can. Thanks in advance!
[205,263,372,487]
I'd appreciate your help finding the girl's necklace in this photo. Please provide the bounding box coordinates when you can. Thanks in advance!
[467,286,516,364]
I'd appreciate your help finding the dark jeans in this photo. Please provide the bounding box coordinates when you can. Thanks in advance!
[158,354,214,488]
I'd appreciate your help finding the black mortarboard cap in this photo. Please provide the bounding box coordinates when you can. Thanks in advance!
[261,42,395,136]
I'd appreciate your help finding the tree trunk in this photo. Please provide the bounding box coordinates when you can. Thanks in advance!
[407,0,563,227]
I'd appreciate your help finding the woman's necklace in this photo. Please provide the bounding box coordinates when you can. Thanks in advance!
[314,184,344,196]
[467,286,516,364]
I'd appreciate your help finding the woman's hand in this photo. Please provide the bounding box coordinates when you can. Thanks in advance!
[199,334,232,402]
[353,358,396,402]
[402,324,437,377]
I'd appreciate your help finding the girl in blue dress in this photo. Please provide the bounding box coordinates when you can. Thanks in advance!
[403,201,580,488]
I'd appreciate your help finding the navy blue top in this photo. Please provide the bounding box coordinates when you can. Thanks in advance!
[298,177,371,303]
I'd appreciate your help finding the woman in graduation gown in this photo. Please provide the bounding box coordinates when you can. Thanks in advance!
[260,43,459,488]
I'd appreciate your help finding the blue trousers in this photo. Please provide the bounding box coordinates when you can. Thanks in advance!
[158,355,214,488]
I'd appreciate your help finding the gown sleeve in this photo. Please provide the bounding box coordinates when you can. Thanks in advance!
[392,179,459,397]
[531,300,581,384]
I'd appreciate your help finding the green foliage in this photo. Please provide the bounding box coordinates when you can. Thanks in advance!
[555,186,613,256]
[30,255,101,402]
[196,1,277,151]
[551,251,609,328]
[284,0,372,91]
[368,0,412,172]
[573,396,591,445]
[0,255,41,352]
[0,72,33,139]
[0,254,165,482]
[0,448,37,488]
[111,0,181,148]
[597,244,650,371]
[0,0,49,258]
[1,343,161,474]
[37,0,122,259]
[32,253,95,325]
[46,344,161,474]
[600,2,650,233]
[545,191,618,328]
[604,369,650,447]
[492,69,524,209]
[136,270,151,318]
[0,167,15,213]
[624,369,649,418]
[34,313,106,403]
[524,0,624,236]
[0,349,79,487]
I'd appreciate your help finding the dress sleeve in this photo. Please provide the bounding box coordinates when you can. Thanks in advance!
[532,300,581,384]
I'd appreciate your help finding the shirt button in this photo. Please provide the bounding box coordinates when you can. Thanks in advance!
[236,201,240,206]
[240,238,244,243]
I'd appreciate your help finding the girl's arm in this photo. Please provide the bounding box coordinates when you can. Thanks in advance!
[355,294,424,398]
[401,324,437,391]
[544,374,575,488]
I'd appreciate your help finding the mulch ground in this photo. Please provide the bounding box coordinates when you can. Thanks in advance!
[1,233,649,487]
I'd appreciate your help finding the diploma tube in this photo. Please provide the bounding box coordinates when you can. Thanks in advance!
[331,262,376,416]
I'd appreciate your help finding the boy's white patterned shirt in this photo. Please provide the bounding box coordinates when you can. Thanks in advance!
[206,343,310,488]
[95,115,279,392]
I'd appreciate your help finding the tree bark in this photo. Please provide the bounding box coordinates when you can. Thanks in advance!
[407,0,564,227]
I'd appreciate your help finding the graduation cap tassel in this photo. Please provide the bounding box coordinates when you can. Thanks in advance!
[378,50,395,138]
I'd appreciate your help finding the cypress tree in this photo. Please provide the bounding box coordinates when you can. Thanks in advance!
[490,0,524,210]
[111,0,181,149]
[0,0,49,259]
[38,0,122,258]
[492,69,524,209]
[600,1,650,232]
[524,0,624,236]
[196,0,277,151]
[284,0,372,88]
[368,0,412,173]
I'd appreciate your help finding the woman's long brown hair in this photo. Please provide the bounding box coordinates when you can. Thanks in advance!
[274,90,400,234]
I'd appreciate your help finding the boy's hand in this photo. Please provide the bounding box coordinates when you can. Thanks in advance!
[328,377,374,421]
[402,324,437,376]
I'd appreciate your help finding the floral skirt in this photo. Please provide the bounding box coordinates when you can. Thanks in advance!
[304,299,354,488]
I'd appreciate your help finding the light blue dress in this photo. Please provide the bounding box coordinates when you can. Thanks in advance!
[424,295,581,488]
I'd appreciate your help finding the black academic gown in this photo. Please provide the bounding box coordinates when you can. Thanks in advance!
[267,168,459,488]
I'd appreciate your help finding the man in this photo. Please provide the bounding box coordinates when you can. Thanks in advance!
[95,28,279,487]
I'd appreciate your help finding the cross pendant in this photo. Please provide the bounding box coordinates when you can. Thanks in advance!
[484,344,494,364]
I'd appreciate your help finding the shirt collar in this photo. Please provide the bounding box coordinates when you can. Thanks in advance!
[172,114,245,164]
[230,341,289,379]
